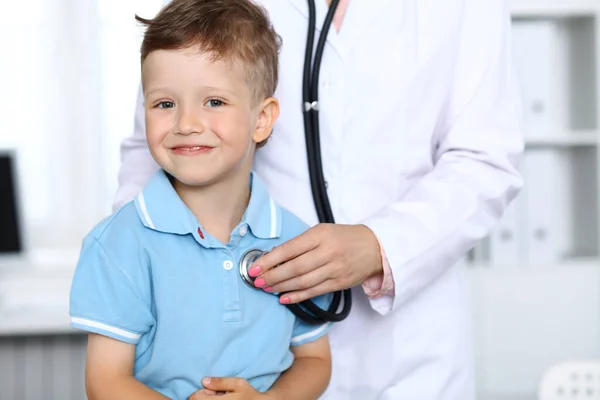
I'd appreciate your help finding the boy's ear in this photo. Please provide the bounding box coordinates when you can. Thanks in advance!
[253,97,280,145]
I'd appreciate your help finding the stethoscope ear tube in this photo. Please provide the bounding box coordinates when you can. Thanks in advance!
[292,0,351,325]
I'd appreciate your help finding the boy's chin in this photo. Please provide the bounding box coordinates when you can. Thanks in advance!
[167,169,229,188]
[170,173,216,188]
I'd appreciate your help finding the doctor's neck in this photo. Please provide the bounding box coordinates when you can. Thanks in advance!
[325,0,348,32]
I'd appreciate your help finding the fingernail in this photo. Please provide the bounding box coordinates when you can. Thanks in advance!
[280,296,290,304]
[264,287,273,292]
[249,266,261,277]
[254,278,266,288]
[202,377,211,385]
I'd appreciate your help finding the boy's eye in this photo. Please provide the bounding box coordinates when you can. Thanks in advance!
[157,101,175,109]
[205,99,224,107]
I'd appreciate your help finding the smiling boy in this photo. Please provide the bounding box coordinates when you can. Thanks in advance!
[69,1,332,399]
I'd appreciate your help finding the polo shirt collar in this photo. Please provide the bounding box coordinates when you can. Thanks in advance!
[134,170,281,240]
[243,172,282,239]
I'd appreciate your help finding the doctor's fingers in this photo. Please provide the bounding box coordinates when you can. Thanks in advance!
[255,247,329,288]
[278,277,340,305]
[267,260,333,297]
[253,225,326,273]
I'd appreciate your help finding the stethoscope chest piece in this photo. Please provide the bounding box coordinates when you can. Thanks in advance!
[239,248,265,287]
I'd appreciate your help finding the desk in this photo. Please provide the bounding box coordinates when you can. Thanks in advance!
[0,249,79,336]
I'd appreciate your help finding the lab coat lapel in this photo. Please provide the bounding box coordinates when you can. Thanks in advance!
[285,0,343,55]
[338,0,393,53]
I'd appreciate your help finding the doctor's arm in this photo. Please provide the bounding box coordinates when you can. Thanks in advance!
[252,0,523,315]
[360,0,523,314]
[113,86,160,211]
[113,0,174,210]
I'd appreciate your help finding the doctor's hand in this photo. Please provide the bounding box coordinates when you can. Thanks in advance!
[188,377,272,399]
[251,224,383,304]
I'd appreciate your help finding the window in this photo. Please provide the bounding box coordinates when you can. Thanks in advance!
[0,1,163,256]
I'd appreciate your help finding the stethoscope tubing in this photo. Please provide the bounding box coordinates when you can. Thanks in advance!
[292,0,351,324]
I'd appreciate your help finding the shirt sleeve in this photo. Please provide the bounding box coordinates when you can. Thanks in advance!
[69,236,155,344]
[361,234,395,298]
[113,84,160,211]
[290,293,333,347]
[361,0,523,316]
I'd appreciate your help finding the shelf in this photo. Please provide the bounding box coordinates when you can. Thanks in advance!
[0,308,74,337]
[525,131,598,147]
[467,258,600,270]
[0,252,77,336]
[471,146,599,265]
[511,0,600,17]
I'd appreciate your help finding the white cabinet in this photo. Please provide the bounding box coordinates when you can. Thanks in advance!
[472,6,600,268]
[469,3,600,399]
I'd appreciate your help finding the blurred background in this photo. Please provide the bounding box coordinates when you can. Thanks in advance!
[1,0,600,399]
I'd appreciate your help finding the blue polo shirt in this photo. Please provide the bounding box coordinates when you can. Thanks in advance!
[69,170,331,399]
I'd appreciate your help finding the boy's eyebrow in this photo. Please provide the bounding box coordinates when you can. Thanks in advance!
[144,86,240,98]
[201,85,239,97]
[144,88,170,98]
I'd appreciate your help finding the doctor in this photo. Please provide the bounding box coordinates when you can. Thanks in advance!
[115,0,523,398]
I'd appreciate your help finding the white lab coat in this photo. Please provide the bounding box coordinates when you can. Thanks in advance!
[115,0,523,398]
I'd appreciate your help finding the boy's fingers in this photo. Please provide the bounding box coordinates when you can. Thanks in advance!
[188,388,218,399]
[202,377,246,392]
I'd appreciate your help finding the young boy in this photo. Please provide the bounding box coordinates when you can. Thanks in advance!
[69,0,332,399]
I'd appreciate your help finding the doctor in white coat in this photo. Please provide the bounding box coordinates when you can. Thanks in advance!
[114,0,523,398]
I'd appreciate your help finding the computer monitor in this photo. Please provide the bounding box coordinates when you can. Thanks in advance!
[0,149,23,255]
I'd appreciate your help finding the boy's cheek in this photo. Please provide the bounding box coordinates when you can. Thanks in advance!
[146,118,172,144]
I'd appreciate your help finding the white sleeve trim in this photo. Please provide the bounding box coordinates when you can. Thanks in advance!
[367,295,394,316]
[291,322,330,345]
[70,317,142,340]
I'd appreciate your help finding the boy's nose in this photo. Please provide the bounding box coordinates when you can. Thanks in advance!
[176,109,205,135]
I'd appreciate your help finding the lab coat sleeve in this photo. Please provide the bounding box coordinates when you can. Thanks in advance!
[361,0,524,316]
[113,84,160,211]
[362,235,395,298]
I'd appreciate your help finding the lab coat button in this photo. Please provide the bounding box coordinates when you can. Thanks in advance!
[223,260,234,271]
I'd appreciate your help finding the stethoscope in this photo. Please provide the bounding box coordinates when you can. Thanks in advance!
[238,0,351,325]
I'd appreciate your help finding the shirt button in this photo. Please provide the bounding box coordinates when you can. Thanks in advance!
[239,225,248,236]
[223,260,234,271]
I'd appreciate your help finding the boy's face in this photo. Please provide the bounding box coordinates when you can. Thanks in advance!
[142,48,278,187]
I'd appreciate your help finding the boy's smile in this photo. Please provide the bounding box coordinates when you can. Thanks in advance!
[170,145,214,156]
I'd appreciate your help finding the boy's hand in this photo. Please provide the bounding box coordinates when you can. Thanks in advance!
[194,377,272,399]
[188,388,219,398]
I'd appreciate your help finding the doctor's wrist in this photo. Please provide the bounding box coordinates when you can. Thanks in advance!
[358,224,384,279]
[360,226,395,298]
